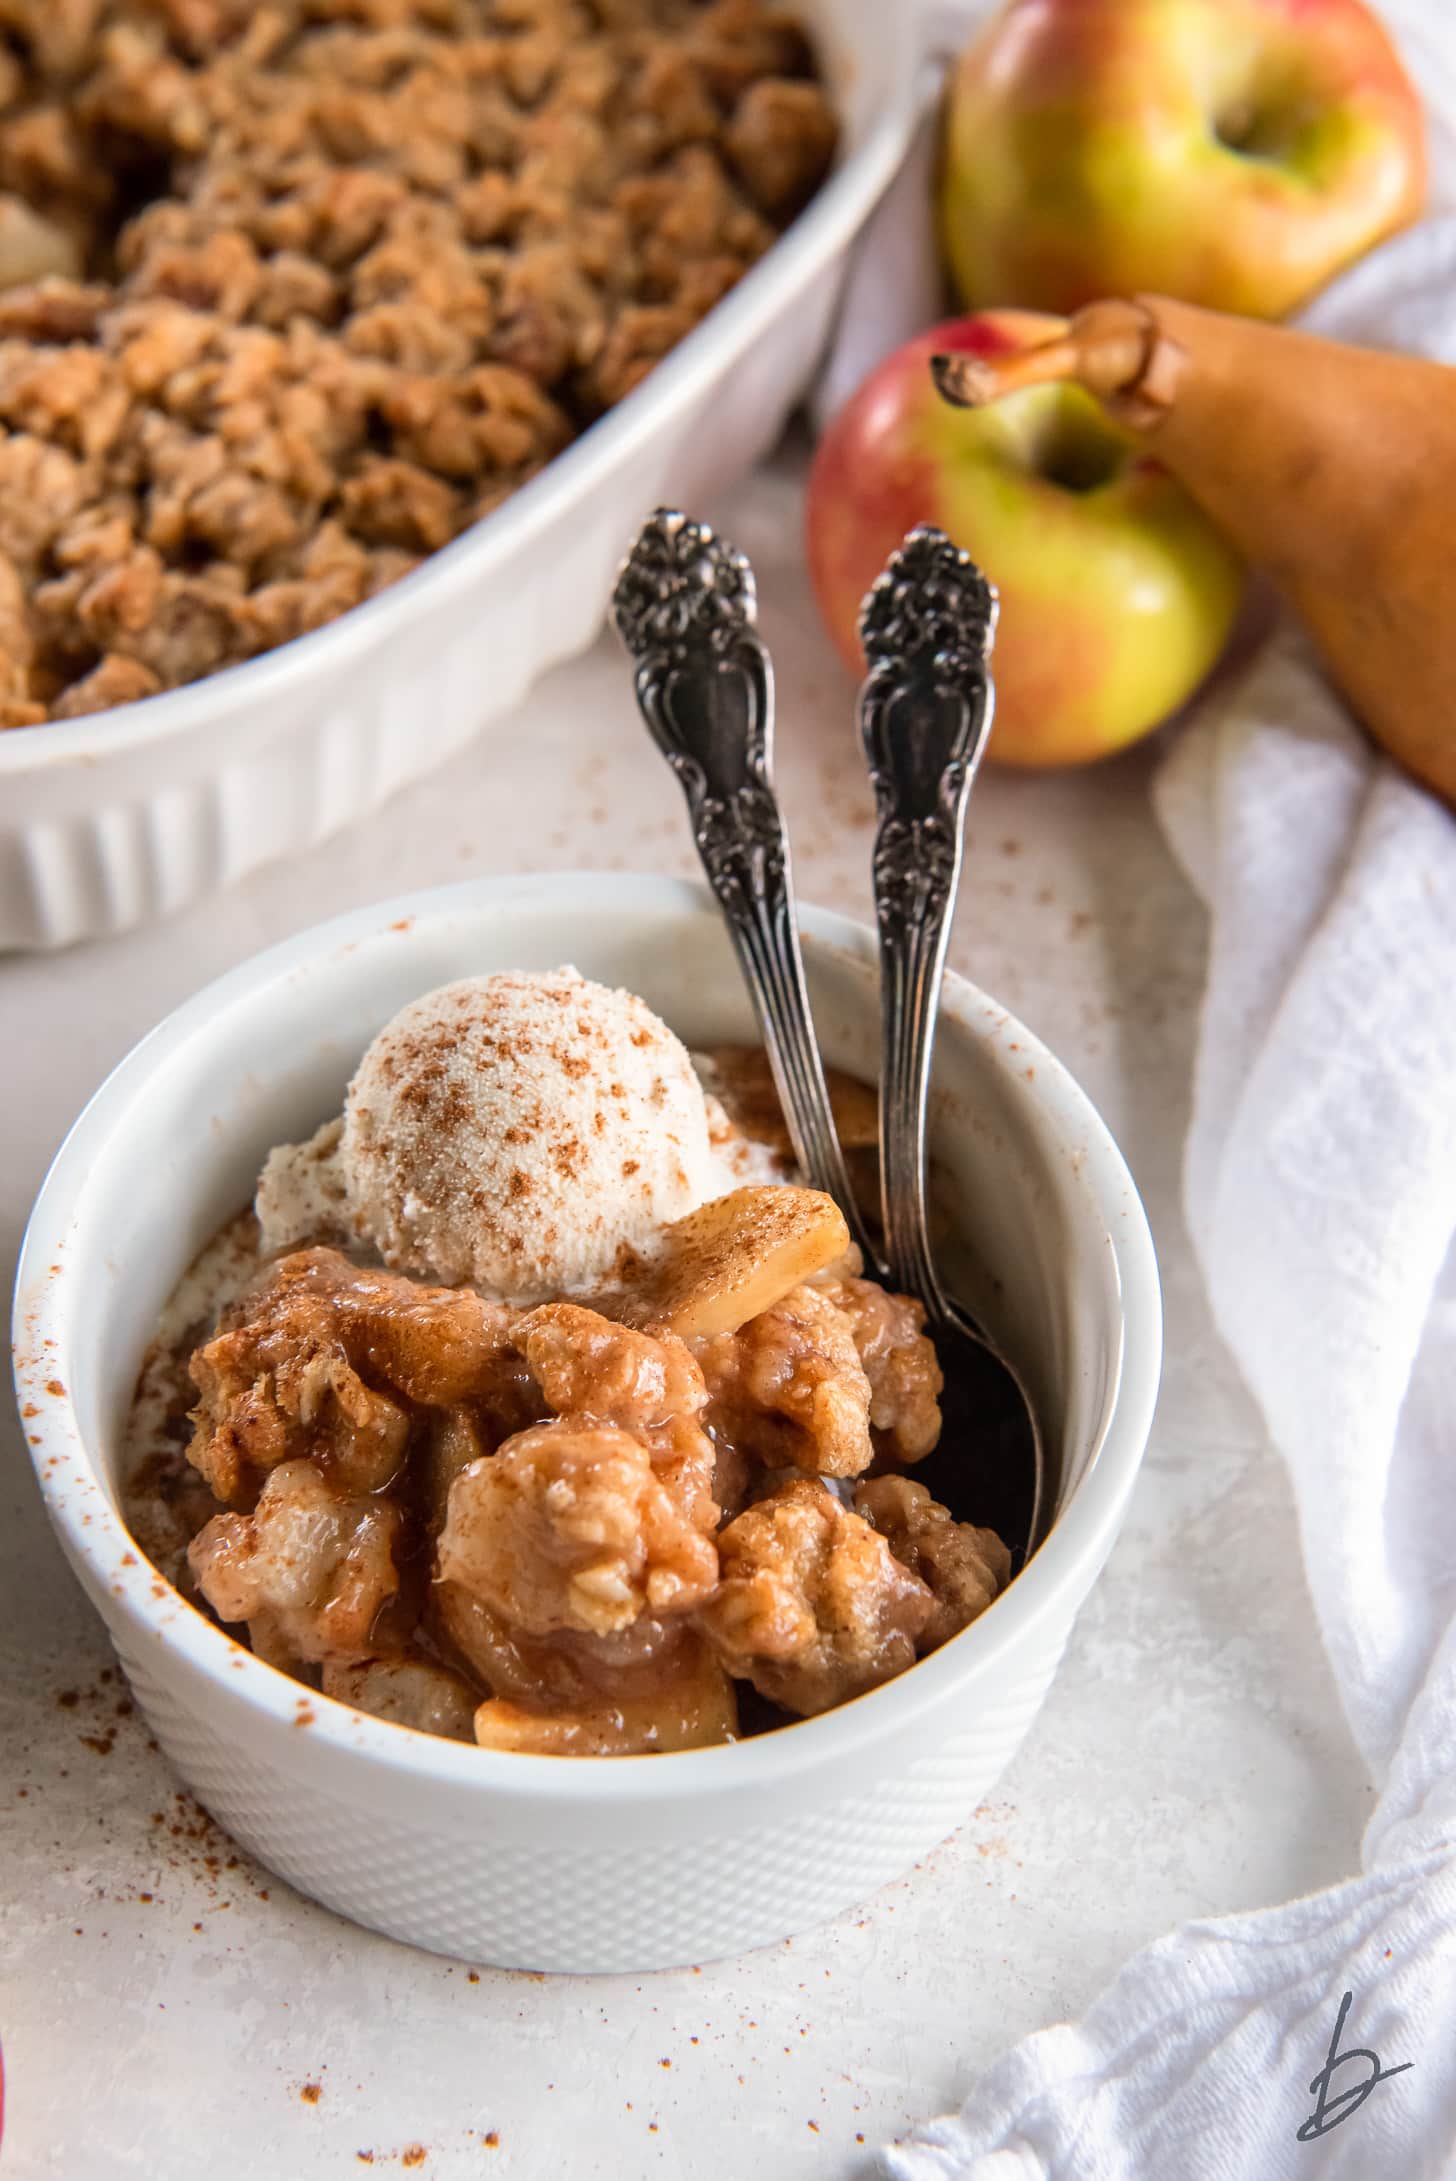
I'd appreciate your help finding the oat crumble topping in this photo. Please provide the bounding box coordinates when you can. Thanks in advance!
[0,0,836,724]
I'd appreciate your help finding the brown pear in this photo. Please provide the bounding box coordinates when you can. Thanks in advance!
[933,296,1456,810]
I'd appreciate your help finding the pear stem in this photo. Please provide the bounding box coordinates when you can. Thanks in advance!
[931,340,1080,408]
[932,300,1184,431]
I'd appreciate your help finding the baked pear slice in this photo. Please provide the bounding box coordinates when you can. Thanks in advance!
[623,1186,851,1341]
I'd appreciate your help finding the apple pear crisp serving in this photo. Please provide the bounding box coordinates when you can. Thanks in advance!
[124,970,1011,1754]
[0,0,836,727]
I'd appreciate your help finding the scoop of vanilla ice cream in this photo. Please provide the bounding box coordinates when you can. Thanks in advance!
[334,968,722,1301]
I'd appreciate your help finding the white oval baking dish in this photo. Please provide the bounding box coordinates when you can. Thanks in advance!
[15,873,1162,1972]
[0,2,931,951]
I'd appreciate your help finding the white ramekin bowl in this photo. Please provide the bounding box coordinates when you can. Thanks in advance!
[0,0,930,952]
[14,875,1161,1973]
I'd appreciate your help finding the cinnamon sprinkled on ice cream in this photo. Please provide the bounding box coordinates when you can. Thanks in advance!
[264,969,722,1303]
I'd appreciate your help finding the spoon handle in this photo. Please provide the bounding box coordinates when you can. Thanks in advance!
[612,509,878,1264]
[858,527,998,1314]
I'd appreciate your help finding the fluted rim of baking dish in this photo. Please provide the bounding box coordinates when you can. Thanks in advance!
[15,874,1163,1807]
[0,58,925,774]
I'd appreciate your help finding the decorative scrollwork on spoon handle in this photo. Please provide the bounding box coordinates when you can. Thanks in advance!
[857,526,999,1315]
[612,509,879,1265]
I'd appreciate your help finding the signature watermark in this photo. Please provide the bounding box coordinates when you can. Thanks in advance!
[1297,1989,1412,2142]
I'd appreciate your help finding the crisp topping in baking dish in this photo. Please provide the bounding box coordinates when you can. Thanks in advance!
[124,971,1010,1755]
[0,0,836,725]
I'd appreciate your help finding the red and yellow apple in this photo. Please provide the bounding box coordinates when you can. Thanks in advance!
[941,0,1426,321]
[806,313,1245,768]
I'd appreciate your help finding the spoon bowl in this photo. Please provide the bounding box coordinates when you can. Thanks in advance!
[908,1301,1046,1571]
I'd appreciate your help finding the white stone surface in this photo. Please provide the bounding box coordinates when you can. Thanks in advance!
[0,451,1370,2178]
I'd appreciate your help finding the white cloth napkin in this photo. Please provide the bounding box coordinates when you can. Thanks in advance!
[815,5,1456,2176]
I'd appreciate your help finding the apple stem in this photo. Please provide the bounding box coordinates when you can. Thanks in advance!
[932,300,1184,432]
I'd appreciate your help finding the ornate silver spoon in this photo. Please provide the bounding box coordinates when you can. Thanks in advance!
[859,526,1047,1563]
[611,508,880,1267]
